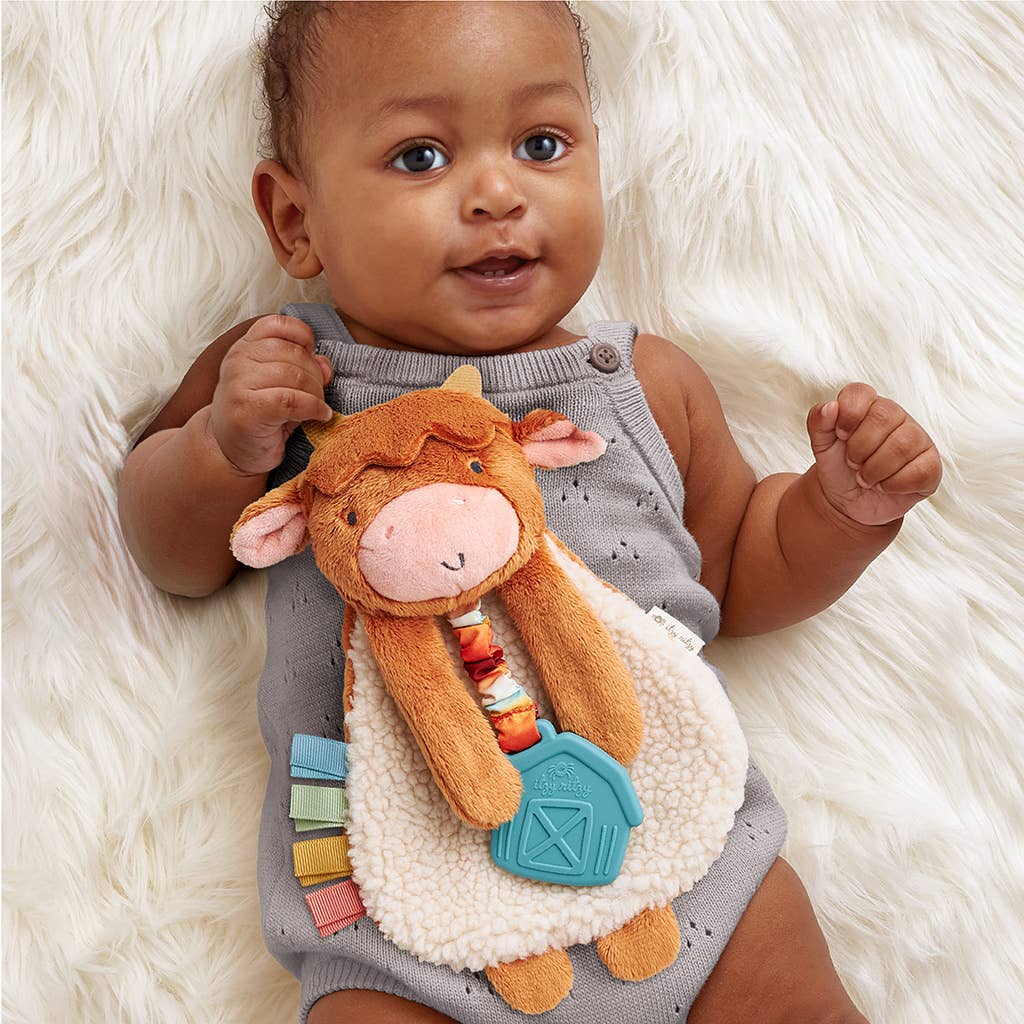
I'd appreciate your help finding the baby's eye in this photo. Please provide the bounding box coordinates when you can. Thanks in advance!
[469,460,484,474]
[391,145,449,173]
[514,134,567,162]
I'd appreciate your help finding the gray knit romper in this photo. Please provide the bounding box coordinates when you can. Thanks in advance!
[257,303,788,1023]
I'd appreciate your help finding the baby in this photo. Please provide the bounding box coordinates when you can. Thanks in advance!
[118,2,941,1022]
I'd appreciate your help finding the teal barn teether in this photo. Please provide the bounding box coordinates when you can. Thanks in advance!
[491,719,644,886]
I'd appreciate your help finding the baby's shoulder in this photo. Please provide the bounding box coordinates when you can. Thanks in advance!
[630,332,705,479]
[631,332,707,399]
[632,330,727,421]
[629,331,732,482]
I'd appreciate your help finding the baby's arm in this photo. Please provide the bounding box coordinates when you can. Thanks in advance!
[634,335,940,637]
[118,316,333,597]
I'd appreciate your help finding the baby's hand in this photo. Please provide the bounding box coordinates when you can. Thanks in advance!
[806,383,942,526]
[207,315,334,476]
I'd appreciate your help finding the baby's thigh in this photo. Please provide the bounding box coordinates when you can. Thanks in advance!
[687,857,869,1024]
[308,988,457,1024]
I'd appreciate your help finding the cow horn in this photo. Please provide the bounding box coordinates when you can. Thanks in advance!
[441,365,483,396]
[302,412,347,448]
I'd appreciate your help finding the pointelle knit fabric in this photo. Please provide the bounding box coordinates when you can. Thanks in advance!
[257,303,788,1023]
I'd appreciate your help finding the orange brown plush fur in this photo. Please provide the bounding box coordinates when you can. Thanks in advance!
[230,367,679,1013]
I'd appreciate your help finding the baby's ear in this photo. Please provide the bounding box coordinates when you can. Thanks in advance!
[251,158,323,280]
[230,475,310,568]
[514,409,607,469]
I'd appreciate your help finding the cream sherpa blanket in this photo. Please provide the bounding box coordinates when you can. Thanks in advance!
[3,3,1022,1022]
[345,535,747,971]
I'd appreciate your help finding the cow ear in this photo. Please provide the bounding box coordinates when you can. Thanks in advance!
[230,475,310,568]
[514,409,607,469]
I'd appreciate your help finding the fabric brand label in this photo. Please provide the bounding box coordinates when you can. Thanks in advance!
[646,607,705,655]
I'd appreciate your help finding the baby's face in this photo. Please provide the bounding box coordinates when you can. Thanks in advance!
[297,1,603,355]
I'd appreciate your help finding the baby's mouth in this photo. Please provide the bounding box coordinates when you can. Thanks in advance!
[460,255,533,278]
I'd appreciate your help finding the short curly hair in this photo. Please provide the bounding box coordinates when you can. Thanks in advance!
[251,1,595,177]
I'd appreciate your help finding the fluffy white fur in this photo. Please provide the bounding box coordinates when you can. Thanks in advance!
[345,535,747,971]
[3,2,1022,1022]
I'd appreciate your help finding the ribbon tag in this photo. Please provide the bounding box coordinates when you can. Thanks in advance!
[647,606,705,656]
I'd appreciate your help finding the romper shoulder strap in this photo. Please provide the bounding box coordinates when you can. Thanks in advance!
[585,321,640,373]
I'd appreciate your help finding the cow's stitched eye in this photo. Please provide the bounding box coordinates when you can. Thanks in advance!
[346,511,357,525]
[469,460,484,474]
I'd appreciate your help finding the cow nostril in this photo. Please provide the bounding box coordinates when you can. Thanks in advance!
[384,525,395,541]
[452,497,467,505]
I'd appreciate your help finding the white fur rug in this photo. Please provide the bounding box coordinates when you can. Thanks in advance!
[3,2,1022,1022]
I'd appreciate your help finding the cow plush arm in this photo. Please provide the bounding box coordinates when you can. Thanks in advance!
[362,613,524,829]
[499,541,643,765]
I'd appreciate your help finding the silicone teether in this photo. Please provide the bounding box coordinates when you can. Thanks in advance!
[491,720,643,886]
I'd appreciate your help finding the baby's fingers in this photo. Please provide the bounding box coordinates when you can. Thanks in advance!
[234,333,332,390]
[833,382,878,440]
[806,400,840,456]
[874,447,943,496]
[259,352,329,399]
[243,314,316,354]
[843,396,906,466]
[853,421,932,489]
[239,317,333,382]
[251,386,334,425]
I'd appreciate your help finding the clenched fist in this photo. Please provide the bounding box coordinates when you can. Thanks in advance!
[207,315,334,476]
[807,383,942,526]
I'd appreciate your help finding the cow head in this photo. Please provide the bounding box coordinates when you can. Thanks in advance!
[230,366,606,618]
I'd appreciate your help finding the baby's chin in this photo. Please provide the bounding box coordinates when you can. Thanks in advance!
[351,306,574,357]
[441,323,564,356]
[438,300,582,355]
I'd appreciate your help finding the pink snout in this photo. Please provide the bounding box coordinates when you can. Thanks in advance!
[356,483,520,602]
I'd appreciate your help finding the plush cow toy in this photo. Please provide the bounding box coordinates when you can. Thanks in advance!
[230,366,749,1014]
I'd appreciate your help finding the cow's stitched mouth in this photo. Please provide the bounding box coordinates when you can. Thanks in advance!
[440,553,466,571]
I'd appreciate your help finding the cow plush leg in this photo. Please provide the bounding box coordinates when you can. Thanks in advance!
[596,903,681,981]
[484,948,574,1014]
